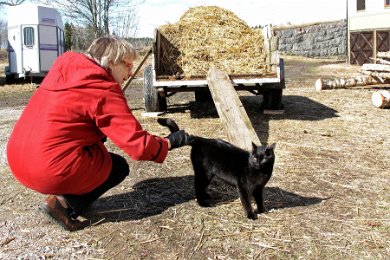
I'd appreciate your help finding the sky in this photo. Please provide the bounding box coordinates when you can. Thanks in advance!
[136,0,347,37]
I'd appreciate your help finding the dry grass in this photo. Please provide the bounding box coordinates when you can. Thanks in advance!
[0,55,389,259]
[158,6,269,77]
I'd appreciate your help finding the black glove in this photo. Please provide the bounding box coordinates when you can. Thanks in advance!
[100,136,107,143]
[167,130,189,150]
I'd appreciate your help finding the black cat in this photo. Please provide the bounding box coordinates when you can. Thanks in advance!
[158,118,276,220]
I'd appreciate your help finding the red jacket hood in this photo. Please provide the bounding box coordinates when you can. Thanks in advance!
[40,51,120,93]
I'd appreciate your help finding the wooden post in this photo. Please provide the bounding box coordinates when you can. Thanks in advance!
[122,48,152,92]
[207,67,262,150]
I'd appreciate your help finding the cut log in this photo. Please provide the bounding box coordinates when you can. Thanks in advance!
[377,51,390,59]
[369,57,390,65]
[372,90,390,108]
[315,75,379,91]
[360,70,390,81]
[207,67,261,150]
[362,63,390,72]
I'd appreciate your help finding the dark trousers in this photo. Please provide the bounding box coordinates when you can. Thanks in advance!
[63,152,129,218]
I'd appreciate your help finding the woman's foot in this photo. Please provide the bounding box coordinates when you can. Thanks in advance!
[39,195,89,232]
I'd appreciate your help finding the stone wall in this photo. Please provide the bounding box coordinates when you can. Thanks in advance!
[273,20,347,58]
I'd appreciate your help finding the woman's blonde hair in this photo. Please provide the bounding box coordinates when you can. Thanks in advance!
[85,36,137,69]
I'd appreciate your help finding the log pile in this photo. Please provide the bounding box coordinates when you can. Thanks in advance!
[315,51,390,91]
[360,51,390,81]
[315,51,390,108]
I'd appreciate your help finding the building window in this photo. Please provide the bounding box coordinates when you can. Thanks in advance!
[386,0,390,7]
[23,27,35,47]
[357,0,365,11]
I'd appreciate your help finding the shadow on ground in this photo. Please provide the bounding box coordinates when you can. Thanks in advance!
[166,94,339,145]
[84,175,323,225]
[242,94,339,144]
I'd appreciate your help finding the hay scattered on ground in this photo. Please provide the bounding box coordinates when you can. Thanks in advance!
[1,56,389,259]
[158,6,269,76]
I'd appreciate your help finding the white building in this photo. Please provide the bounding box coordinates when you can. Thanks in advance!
[348,0,390,64]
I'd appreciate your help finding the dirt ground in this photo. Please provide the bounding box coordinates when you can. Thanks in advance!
[0,55,389,259]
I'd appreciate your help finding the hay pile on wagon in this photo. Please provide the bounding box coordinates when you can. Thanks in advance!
[157,6,270,78]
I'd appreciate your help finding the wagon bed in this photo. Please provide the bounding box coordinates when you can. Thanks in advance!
[143,26,285,113]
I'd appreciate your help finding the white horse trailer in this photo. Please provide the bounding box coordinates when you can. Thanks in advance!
[6,4,65,83]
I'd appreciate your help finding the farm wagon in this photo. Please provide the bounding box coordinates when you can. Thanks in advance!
[142,26,285,114]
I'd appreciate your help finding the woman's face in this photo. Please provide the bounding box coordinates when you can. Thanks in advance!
[109,59,134,85]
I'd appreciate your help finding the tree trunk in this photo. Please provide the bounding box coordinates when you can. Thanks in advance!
[372,90,390,108]
[315,75,379,91]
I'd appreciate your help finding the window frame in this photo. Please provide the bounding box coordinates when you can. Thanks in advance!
[23,27,35,47]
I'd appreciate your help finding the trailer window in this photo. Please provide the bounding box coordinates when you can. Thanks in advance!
[357,0,365,11]
[23,27,35,47]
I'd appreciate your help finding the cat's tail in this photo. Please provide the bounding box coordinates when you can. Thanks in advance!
[157,118,180,133]
[187,135,197,145]
[157,118,197,146]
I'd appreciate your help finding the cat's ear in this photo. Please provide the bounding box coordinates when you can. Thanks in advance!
[265,143,276,156]
[268,143,276,150]
[252,142,258,153]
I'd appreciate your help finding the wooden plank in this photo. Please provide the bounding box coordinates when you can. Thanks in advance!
[262,25,272,72]
[156,72,277,80]
[207,67,262,150]
[141,111,165,117]
[154,77,280,87]
[154,29,161,75]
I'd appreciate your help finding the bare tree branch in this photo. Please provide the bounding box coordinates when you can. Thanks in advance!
[0,0,26,6]
[33,0,142,39]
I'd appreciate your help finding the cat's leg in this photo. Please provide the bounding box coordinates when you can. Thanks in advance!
[253,185,266,213]
[194,170,212,207]
[238,185,256,220]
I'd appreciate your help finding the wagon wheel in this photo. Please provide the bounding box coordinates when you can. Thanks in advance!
[261,88,284,110]
[195,89,213,102]
[5,75,15,84]
[143,65,167,112]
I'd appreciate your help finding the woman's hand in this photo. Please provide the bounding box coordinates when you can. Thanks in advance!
[166,130,189,150]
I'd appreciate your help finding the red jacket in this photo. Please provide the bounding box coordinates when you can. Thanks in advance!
[7,52,168,195]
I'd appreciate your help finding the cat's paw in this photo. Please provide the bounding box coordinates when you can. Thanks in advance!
[197,200,212,207]
[204,193,212,200]
[247,212,258,220]
[255,207,266,214]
